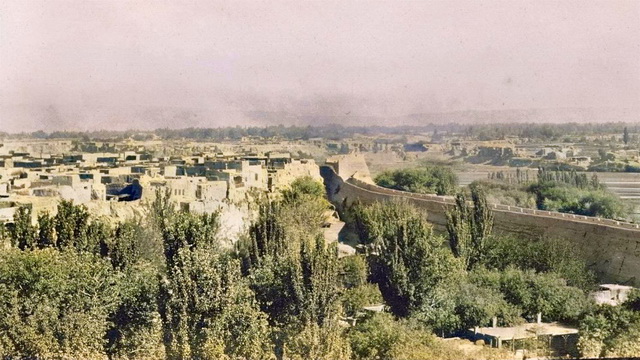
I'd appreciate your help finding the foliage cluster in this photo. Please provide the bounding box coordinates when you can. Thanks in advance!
[472,168,627,219]
[374,165,458,195]
[577,292,640,358]
[469,180,537,208]
[9,122,635,144]
[348,190,594,340]
[1,174,635,359]
[0,177,353,359]
[528,169,627,219]
[349,313,510,360]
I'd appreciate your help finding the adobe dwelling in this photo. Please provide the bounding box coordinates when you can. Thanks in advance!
[569,156,592,168]
[469,322,578,355]
[403,142,428,152]
[477,145,515,158]
[0,201,19,224]
[591,284,636,306]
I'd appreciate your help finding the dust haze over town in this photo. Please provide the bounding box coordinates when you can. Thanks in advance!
[1,0,639,132]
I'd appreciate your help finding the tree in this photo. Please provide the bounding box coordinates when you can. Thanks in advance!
[280,177,331,241]
[52,200,109,253]
[349,313,409,360]
[148,188,175,236]
[241,201,289,271]
[36,212,55,249]
[0,222,8,248]
[341,283,383,318]
[296,237,342,327]
[348,313,474,360]
[578,305,640,358]
[473,266,589,323]
[249,236,342,328]
[282,176,326,201]
[10,206,35,250]
[106,262,164,359]
[338,255,368,289]
[453,282,510,330]
[158,210,273,359]
[446,187,494,270]
[624,288,640,312]
[412,286,461,336]
[560,191,628,219]
[598,148,612,162]
[529,180,628,220]
[283,322,351,360]
[623,126,629,145]
[352,200,460,316]
[240,191,349,356]
[604,323,640,357]
[53,200,87,248]
[375,166,458,195]
[104,220,148,270]
[482,236,596,291]
[0,249,120,359]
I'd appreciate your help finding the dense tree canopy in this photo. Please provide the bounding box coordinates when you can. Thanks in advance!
[473,168,628,220]
[0,174,633,359]
[350,200,461,317]
[0,249,119,358]
[348,193,596,343]
[12,122,637,144]
[375,166,458,195]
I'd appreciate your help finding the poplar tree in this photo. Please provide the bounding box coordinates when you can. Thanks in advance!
[10,206,35,250]
[36,212,55,248]
[446,186,494,270]
[623,126,629,145]
[158,210,273,359]
[351,200,458,316]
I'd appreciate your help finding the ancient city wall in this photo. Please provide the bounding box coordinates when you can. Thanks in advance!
[321,165,640,286]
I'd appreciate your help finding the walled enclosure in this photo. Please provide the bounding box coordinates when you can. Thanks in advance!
[321,165,640,287]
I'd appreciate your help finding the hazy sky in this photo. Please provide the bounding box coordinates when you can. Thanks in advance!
[1,0,639,131]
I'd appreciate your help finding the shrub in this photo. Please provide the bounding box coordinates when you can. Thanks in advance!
[375,166,458,195]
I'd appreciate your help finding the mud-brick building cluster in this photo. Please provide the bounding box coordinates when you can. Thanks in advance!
[0,140,322,224]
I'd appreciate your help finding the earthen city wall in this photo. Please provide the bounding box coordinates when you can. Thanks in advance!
[321,165,640,286]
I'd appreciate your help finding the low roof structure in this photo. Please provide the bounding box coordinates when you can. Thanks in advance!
[474,322,577,341]
[471,322,578,349]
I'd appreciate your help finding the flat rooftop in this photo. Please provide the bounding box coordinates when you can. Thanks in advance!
[599,283,634,291]
[474,322,578,340]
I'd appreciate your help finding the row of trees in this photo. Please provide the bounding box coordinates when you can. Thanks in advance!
[1,199,164,358]
[535,168,602,190]
[5,121,634,142]
[529,169,627,219]
[377,163,627,220]
[473,168,628,220]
